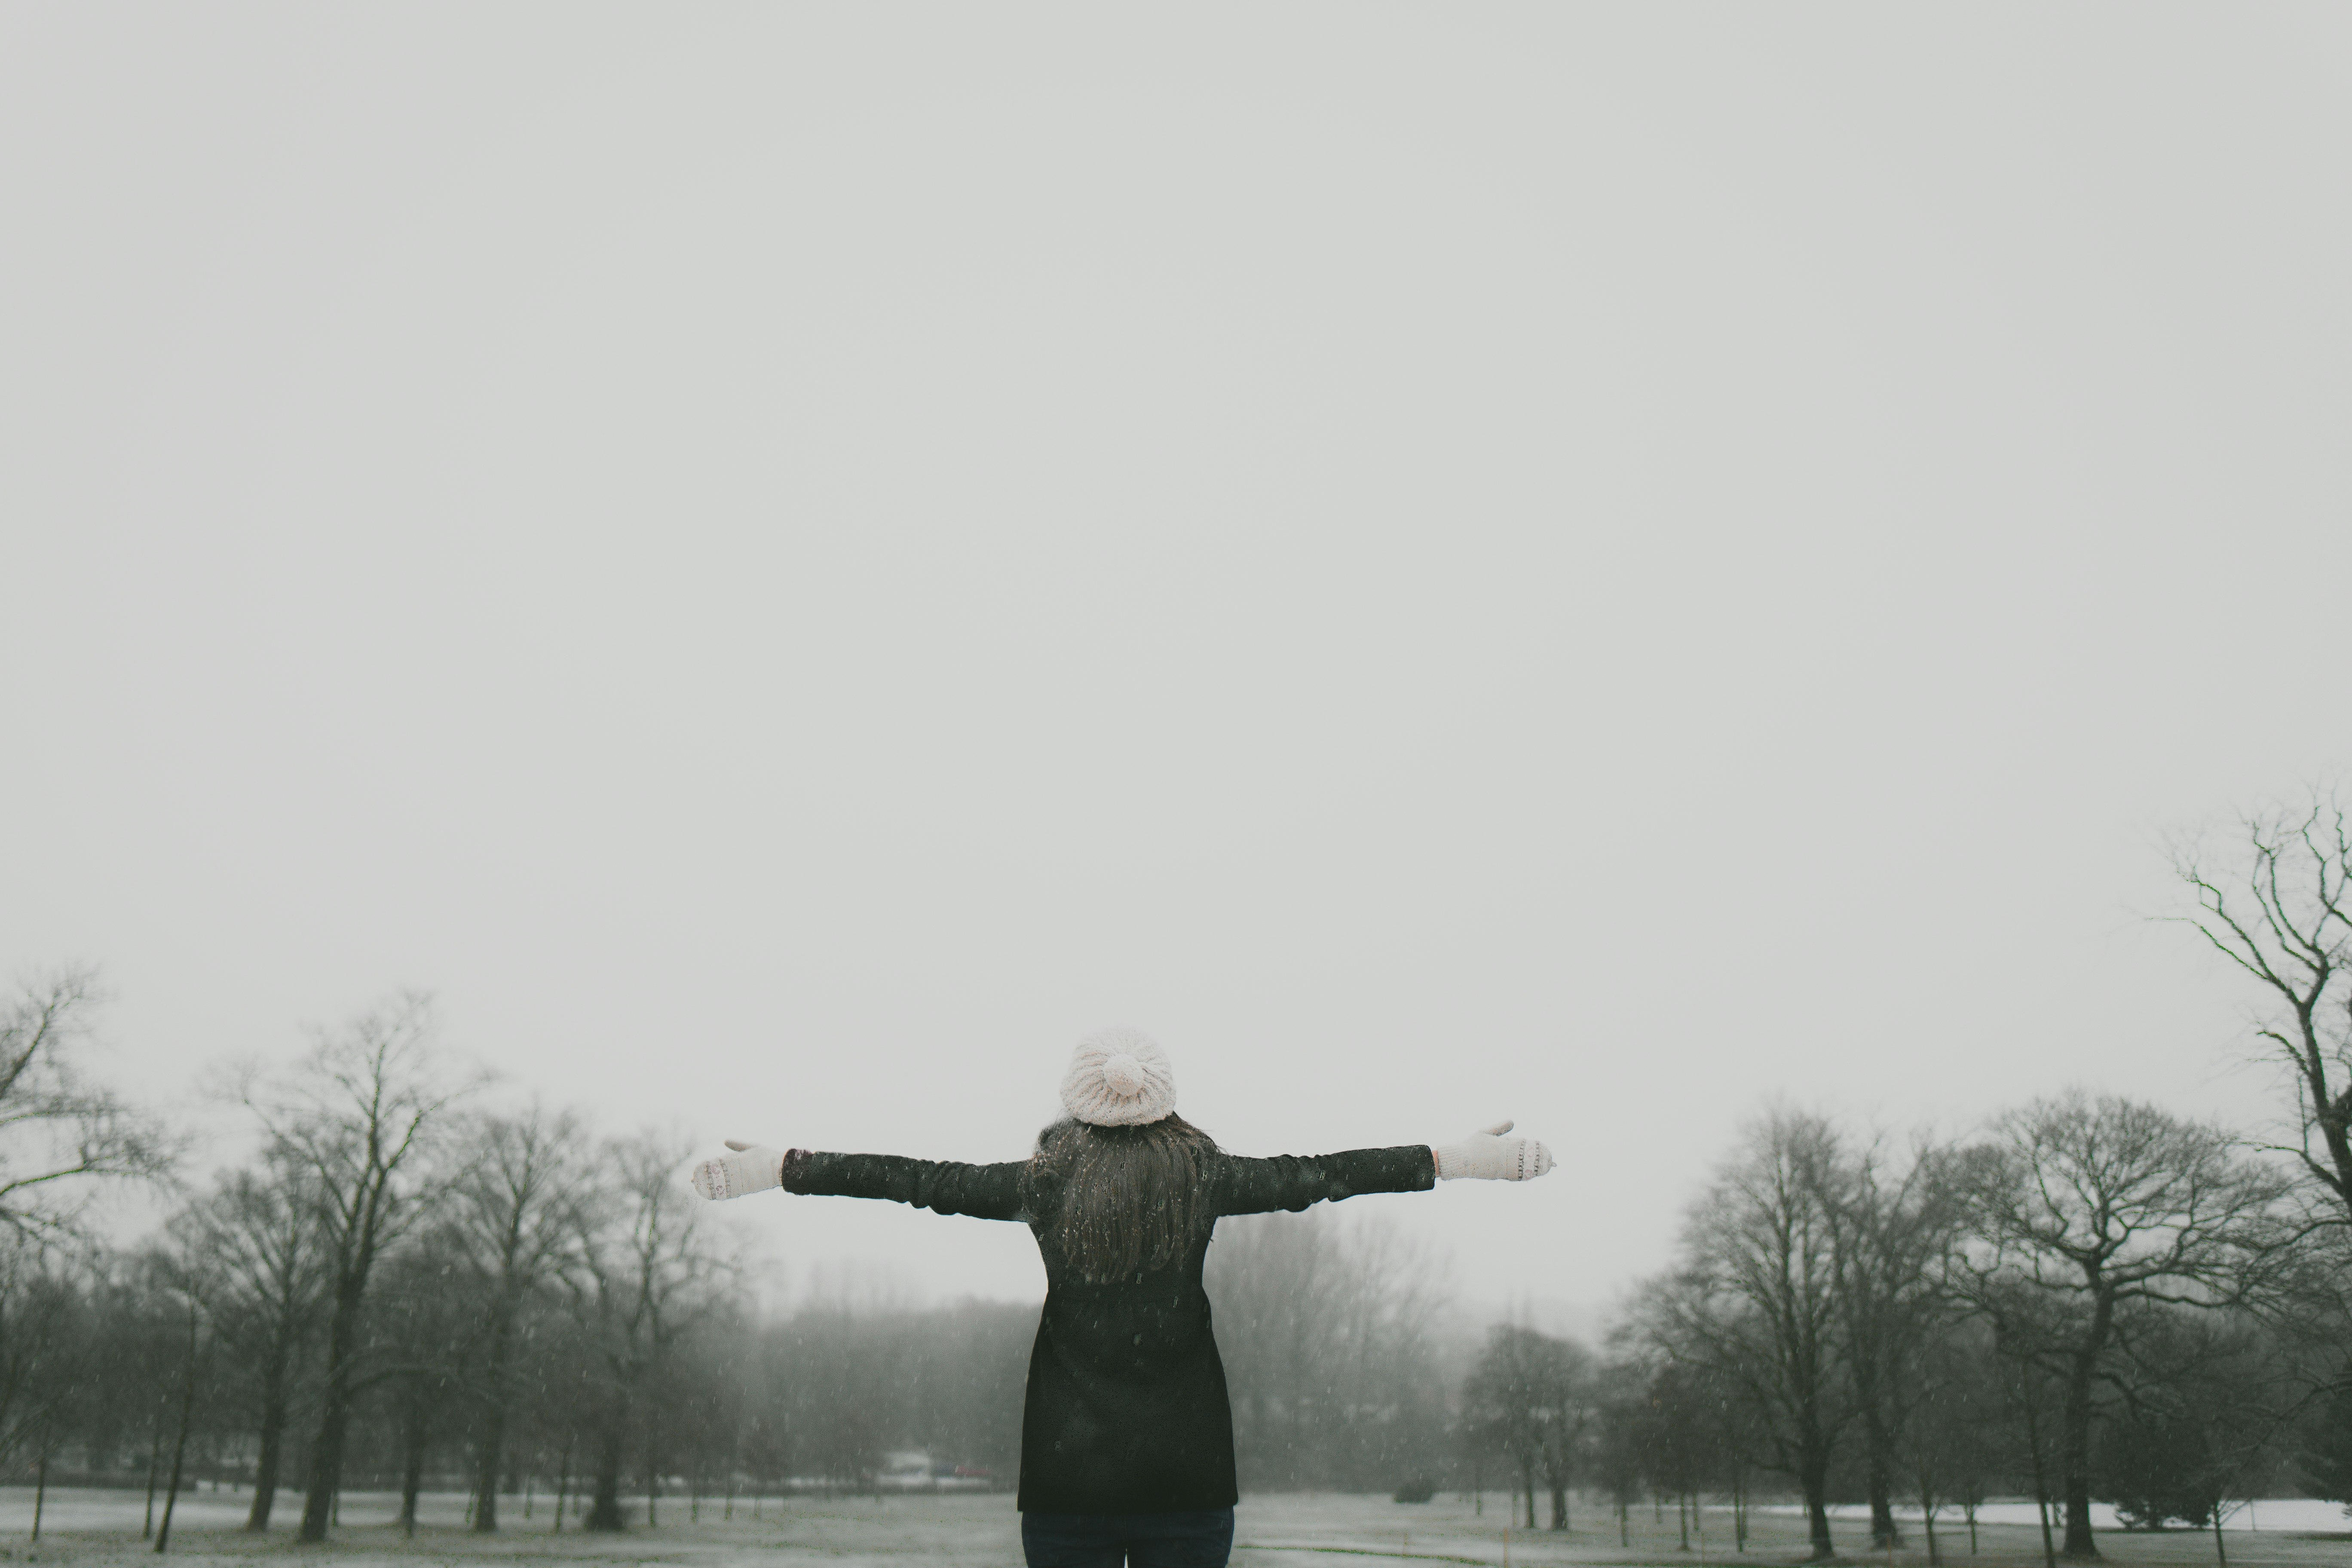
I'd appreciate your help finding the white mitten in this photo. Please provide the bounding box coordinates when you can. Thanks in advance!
[689,1139,786,1201]
[1431,1120,1553,1181]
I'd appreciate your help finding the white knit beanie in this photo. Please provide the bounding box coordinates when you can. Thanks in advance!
[1060,1028,1178,1127]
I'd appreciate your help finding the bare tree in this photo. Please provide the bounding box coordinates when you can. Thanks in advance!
[66,1250,176,1488]
[0,1238,90,1470]
[146,1246,212,1556]
[1208,1213,1349,1489]
[1627,1356,1744,1551]
[1542,1336,1599,1529]
[1642,1108,1853,1560]
[0,967,174,1237]
[1825,1133,1970,1548]
[2171,791,2352,1229]
[444,1105,584,1530]
[1956,1092,2288,1560]
[2306,1375,2352,1512]
[247,990,466,1542]
[1475,1326,1596,1531]
[2091,1308,2298,1563]
[1905,1319,2012,1562]
[1589,1358,1651,1548]
[1208,1212,1452,1492]
[369,1237,482,1537]
[185,1147,328,1529]
[564,1132,726,1530]
[1464,1326,1579,1529]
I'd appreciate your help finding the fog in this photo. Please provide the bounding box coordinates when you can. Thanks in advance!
[4,6,2348,1314]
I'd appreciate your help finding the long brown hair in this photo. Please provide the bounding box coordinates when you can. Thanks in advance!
[1023,1114,1219,1283]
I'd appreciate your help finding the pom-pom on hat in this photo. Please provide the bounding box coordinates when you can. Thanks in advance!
[1061,1028,1178,1127]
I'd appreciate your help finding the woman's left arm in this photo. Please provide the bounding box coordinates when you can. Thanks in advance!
[1212,1146,1439,1216]
[1213,1121,1554,1216]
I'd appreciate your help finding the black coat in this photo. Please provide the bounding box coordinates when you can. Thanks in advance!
[781,1142,1437,1513]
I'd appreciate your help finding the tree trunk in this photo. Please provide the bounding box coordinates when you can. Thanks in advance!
[1918,1466,1941,1568]
[1520,1454,1537,1529]
[2017,1361,2059,1568]
[246,1337,291,1531]
[2060,1339,2101,1559]
[1800,1441,1835,1562]
[298,1275,367,1542]
[472,1299,518,1531]
[472,1398,509,1531]
[154,1309,201,1554]
[586,1410,628,1531]
[32,1440,50,1542]
[646,1410,662,1527]
[400,1377,430,1538]
[143,1409,164,1540]
[1866,1401,1900,1549]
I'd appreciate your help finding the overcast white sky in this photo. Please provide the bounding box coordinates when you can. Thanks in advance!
[4,6,2349,1320]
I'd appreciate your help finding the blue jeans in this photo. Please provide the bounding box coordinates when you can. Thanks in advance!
[1021,1508,1236,1568]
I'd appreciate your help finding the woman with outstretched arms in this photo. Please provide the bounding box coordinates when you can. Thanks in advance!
[690,1028,1551,1568]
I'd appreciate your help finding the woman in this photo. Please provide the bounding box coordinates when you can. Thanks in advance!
[689,1027,1551,1568]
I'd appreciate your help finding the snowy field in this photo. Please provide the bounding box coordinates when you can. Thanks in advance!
[0,1488,2341,1568]
[1767,1501,2348,1536]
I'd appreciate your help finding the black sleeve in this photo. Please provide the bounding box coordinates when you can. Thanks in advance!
[780,1150,1029,1222]
[1210,1145,1437,1217]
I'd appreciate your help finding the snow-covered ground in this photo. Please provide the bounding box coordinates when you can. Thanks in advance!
[0,1486,2338,1568]
[1759,1499,2347,1534]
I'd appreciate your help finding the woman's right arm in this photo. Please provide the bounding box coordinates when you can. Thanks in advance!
[782,1148,1028,1221]
[689,1140,1026,1221]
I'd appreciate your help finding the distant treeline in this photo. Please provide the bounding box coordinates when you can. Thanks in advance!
[1,792,2348,1562]
[0,975,1466,1540]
